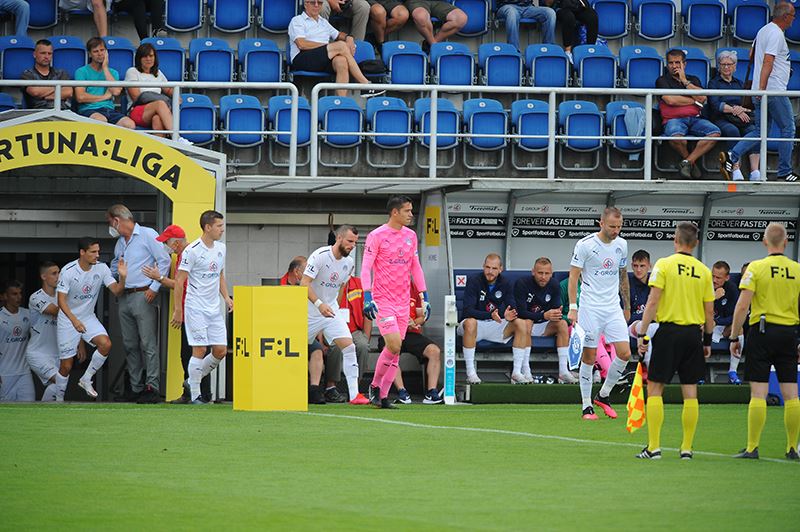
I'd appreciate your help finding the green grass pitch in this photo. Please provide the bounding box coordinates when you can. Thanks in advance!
[2,402,798,530]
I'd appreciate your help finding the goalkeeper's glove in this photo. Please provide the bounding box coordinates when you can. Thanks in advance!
[363,291,379,320]
[421,291,431,322]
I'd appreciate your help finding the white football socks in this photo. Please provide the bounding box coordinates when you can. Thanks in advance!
[463,347,476,376]
[729,354,740,372]
[579,362,593,408]
[512,347,525,375]
[557,346,570,375]
[188,356,203,400]
[522,347,532,377]
[342,343,360,401]
[82,351,107,381]
[55,372,69,401]
[600,357,628,397]
[42,382,58,401]
[201,353,222,378]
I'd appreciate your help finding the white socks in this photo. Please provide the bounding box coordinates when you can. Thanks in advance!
[579,362,593,408]
[600,357,628,397]
[42,382,58,401]
[82,351,107,381]
[342,343,360,401]
[188,356,203,400]
[557,347,570,375]
[512,347,526,375]
[463,347,476,376]
[729,354,740,372]
[201,353,222,378]
[55,372,69,401]
[522,347,532,377]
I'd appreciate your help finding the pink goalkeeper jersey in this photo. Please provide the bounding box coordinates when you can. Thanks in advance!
[361,224,427,309]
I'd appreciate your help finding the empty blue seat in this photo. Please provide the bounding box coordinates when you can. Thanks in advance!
[208,0,252,32]
[525,44,569,87]
[220,94,265,147]
[478,42,523,86]
[463,98,507,150]
[716,47,750,84]
[414,97,459,169]
[672,46,710,87]
[367,96,412,149]
[453,0,489,36]
[682,0,725,42]
[268,95,311,148]
[238,39,282,83]
[590,0,629,40]
[631,0,676,41]
[51,36,86,78]
[142,37,185,81]
[619,45,662,89]
[572,44,617,88]
[727,0,769,43]
[606,100,645,152]
[0,36,34,79]
[430,42,474,86]
[28,0,59,29]
[512,99,548,152]
[104,36,136,79]
[0,92,16,112]
[559,100,602,151]
[383,41,427,85]
[787,0,800,44]
[179,93,216,145]
[189,38,234,82]
[164,0,204,32]
[259,0,298,33]
[318,95,362,149]
[789,50,800,91]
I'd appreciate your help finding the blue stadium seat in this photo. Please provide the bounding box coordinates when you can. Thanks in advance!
[619,45,662,89]
[672,47,710,87]
[27,0,59,29]
[267,94,310,167]
[525,44,569,87]
[590,0,629,40]
[318,95,362,167]
[727,0,769,43]
[259,0,297,33]
[716,47,750,84]
[453,0,489,37]
[681,0,725,42]
[208,0,251,32]
[354,39,385,81]
[382,41,427,85]
[51,36,86,78]
[511,99,549,171]
[430,42,474,86]
[179,93,216,145]
[787,0,800,44]
[605,100,645,171]
[142,37,185,81]
[478,43,523,86]
[365,96,412,168]
[789,51,800,91]
[286,42,331,80]
[220,94,264,147]
[0,36,34,79]
[558,100,603,171]
[572,44,617,88]
[631,0,676,41]
[164,0,204,32]
[103,36,136,79]
[238,39,282,83]
[462,98,507,170]
[189,38,234,82]
[0,92,16,112]
[414,97,460,169]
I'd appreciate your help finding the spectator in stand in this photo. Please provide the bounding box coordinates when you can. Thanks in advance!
[552,0,597,61]
[629,249,651,324]
[406,0,467,54]
[458,253,527,385]
[495,0,556,51]
[656,49,720,179]
[707,50,761,182]
[0,0,29,36]
[711,260,741,384]
[326,276,372,403]
[386,280,443,404]
[289,0,385,98]
[280,256,307,286]
[125,43,179,139]
[22,40,73,110]
[367,0,409,54]
[515,257,575,384]
[114,0,166,40]
[58,0,108,37]
[322,0,370,41]
[75,38,135,129]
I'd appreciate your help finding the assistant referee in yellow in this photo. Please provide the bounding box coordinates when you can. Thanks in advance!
[635,221,715,460]
[729,222,800,461]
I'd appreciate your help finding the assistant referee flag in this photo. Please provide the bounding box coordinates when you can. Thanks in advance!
[626,362,646,433]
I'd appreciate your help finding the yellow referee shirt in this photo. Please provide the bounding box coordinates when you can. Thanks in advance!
[648,252,714,325]
[739,254,800,327]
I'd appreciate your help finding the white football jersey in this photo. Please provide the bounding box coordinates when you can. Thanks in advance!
[304,245,354,317]
[26,289,58,357]
[179,238,226,313]
[0,307,31,376]
[570,233,628,309]
[57,260,116,319]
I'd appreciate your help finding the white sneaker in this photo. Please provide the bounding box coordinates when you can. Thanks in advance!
[511,372,528,384]
[177,136,193,145]
[466,373,482,385]
[78,378,98,399]
[558,371,579,384]
[522,372,535,383]
[565,50,573,64]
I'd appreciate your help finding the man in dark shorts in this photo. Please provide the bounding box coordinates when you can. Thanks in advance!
[406,0,467,53]
[288,0,384,98]
[635,221,715,460]
[367,0,409,51]
[729,222,800,461]
[21,39,73,110]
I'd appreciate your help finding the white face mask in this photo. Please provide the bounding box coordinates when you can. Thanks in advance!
[163,243,173,255]
[109,225,120,238]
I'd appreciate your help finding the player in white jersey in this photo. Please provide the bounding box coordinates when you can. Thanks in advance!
[172,210,233,404]
[25,262,62,401]
[57,237,127,400]
[0,280,34,401]
[302,225,370,405]
[567,207,632,420]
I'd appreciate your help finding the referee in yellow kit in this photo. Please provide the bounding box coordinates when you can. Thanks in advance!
[635,222,715,460]
[729,222,800,461]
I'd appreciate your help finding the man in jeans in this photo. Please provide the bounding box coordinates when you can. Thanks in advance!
[720,2,799,183]
[495,0,555,51]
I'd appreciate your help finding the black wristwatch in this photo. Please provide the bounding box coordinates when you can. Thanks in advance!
[637,333,646,338]
[728,336,740,343]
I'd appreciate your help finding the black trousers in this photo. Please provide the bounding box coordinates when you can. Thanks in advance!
[556,6,598,49]
[115,0,166,39]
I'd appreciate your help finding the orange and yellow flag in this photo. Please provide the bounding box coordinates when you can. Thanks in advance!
[626,363,646,433]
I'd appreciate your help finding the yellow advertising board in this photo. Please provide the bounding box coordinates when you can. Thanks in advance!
[233,286,308,411]
[425,205,441,247]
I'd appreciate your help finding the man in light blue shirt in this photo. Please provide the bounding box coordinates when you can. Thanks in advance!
[74,37,135,129]
[107,204,171,403]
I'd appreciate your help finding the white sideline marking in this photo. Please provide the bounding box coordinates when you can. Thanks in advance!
[301,411,795,465]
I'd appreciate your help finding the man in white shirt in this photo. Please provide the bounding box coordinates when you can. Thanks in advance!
[171,210,233,404]
[25,262,62,401]
[0,280,33,401]
[289,0,384,98]
[567,207,632,420]
[721,2,798,183]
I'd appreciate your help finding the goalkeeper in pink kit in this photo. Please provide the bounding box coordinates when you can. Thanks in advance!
[362,195,430,409]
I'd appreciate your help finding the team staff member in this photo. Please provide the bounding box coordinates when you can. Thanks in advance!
[729,223,800,461]
[280,256,307,286]
[635,222,714,460]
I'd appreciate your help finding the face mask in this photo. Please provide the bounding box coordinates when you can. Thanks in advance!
[163,243,173,255]
[109,226,120,238]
